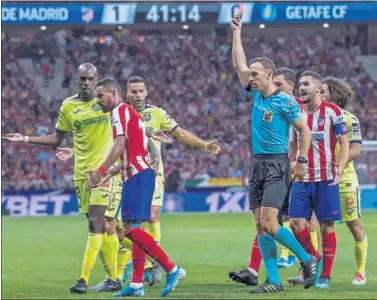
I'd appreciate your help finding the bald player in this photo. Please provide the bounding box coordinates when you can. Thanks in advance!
[3,63,122,294]
[229,67,316,286]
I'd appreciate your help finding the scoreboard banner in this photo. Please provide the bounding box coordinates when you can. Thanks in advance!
[2,188,377,216]
[2,2,377,25]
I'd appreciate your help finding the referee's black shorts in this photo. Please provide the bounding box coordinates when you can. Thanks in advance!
[248,154,291,210]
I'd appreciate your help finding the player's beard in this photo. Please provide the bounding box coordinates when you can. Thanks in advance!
[132,99,145,112]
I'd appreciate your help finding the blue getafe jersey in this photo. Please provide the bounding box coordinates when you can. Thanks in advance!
[247,86,302,155]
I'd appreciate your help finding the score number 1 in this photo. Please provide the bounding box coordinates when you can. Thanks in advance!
[101,3,137,24]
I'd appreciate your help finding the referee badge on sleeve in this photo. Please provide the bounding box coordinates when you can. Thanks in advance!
[263,110,274,122]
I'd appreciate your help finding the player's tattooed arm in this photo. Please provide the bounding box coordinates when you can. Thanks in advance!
[146,128,174,144]
[85,136,125,190]
[147,138,160,173]
[108,164,121,176]
[2,131,66,149]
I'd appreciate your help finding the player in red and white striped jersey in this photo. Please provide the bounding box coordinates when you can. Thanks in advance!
[111,102,151,182]
[289,71,349,288]
[87,78,186,297]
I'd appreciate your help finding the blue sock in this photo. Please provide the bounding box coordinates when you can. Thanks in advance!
[258,234,280,285]
[274,226,311,263]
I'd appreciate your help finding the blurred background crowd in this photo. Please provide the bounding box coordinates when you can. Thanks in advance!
[2,26,377,190]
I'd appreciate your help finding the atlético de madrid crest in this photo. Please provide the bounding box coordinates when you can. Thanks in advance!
[317,117,326,126]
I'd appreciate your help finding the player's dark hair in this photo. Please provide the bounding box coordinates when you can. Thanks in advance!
[96,78,122,96]
[249,56,276,77]
[300,70,322,83]
[322,77,353,109]
[127,76,145,86]
[275,67,296,84]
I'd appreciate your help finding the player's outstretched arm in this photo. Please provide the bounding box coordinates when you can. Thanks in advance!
[146,128,174,144]
[85,135,125,190]
[147,138,160,173]
[292,118,311,180]
[2,131,66,149]
[172,127,220,156]
[231,15,249,88]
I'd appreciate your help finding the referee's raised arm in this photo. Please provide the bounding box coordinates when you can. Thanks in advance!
[230,16,249,88]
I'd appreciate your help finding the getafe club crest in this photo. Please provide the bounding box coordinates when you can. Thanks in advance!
[143,113,151,121]
[92,103,101,111]
[263,110,273,122]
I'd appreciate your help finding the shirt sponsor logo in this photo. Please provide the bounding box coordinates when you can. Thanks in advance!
[312,132,324,141]
[74,115,108,132]
[352,122,360,134]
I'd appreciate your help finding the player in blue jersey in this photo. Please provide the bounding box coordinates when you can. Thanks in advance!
[230,15,318,293]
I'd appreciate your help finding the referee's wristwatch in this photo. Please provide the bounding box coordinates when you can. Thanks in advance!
[296,156,308,164]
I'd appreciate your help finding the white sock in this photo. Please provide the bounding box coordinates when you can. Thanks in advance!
[130,282,143,289]
[248,268,258,276]
[167,266,178,274]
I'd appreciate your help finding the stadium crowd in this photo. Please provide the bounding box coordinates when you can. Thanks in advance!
[2,28,377,189]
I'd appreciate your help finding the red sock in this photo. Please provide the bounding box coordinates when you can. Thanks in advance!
[294,228,319,259]
[248,234,262,272]
[127,227,175,273]
[131,243,146,283]
[321,231,337,278]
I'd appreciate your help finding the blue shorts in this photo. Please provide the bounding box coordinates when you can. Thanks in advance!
[289,179,342,222]
[119,168,155,222]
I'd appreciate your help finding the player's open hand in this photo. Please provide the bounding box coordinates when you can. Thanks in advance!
[56,147,74,161]
[2,133,25,143]
[151,130,174,144]
[205,140,220,156]
[85,170,103,190]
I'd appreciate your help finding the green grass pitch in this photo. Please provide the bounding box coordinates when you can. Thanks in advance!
[2,212,377,299]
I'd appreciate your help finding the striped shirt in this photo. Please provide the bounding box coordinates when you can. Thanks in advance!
[111,103,151,182]
[289,101,347,182]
